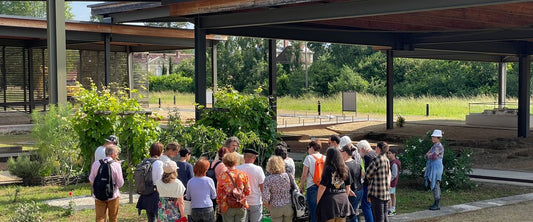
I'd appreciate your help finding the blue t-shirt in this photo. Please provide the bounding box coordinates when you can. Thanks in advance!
[176,161,194,188]
[186,176,216,208]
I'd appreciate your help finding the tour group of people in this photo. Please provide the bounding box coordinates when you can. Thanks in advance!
[88,129,445,222]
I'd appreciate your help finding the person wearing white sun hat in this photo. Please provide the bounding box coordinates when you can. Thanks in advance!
[425,129,444,211]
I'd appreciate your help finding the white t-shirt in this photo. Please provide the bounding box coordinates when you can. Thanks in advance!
[160,154,171,163]
[303,153,325,189]
[94,146,106,161]
[156,178,186,198]
[151,159,164,184]
[236,163,265,205]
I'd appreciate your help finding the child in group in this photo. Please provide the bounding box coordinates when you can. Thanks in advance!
[387,147,401,216]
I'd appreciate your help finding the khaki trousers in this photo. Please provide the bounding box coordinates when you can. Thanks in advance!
[326,218,346,222]
[95,197,120,222]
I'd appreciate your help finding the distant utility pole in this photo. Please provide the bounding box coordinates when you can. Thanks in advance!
[305,41,308,88]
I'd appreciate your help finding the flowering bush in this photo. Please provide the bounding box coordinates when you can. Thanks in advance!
[399,131,474,190]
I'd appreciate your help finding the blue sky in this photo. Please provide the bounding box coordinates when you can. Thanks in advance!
[70,1,102,21]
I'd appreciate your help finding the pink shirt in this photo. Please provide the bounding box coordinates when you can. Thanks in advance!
[212,160,228,178]
[88,157,124,200]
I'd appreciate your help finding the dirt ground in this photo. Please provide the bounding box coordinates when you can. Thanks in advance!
[280,118,533,172]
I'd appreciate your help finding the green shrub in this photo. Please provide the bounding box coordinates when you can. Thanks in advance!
[159,110,226,159]
[9,201,43,222]
[396,115,405,127]
[31,104,81,177]
[197,87,279,165]
[149,73,193,92]
[6,156,41,186]
[399,131,474,190]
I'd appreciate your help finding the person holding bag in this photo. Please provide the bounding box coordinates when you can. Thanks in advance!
[216,152,251,222]
[263,156,293,222]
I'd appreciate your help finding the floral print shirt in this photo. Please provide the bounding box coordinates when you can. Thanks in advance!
[262,173,291,208]
[216,168,251,213]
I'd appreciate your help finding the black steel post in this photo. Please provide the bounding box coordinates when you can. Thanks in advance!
[268,39,277,121]
[386,50,394,129]
[194,16,207,121]
[426,104,429,116]
[518,52,530,138]
[318,100,321,116]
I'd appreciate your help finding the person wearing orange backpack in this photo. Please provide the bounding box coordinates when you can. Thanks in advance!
[300,141,325,222]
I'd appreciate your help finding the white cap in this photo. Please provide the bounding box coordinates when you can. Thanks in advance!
[431,129,443,137]
[339,136,352,149]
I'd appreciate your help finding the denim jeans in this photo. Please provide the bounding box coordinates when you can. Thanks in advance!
[191,207,215,222]
[361,186,374,222]
[306,185,318,222]
[348,189,364,222]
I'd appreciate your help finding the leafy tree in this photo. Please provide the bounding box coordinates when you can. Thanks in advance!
[308,42,330,61]
[0,1,74,20]
[331,65,369,93]
[175,57,195,78]
[197,87,279,165]
[216,37,269,93]
[308,60,339,96]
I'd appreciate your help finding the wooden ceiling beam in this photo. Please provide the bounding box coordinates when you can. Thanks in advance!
[167,0,316,16]
[314,19,444,31]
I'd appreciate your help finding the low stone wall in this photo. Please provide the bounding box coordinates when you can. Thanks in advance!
[466,113,533,128]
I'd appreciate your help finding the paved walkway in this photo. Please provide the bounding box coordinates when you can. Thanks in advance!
[44,193,140,211]
[390,192,533,222]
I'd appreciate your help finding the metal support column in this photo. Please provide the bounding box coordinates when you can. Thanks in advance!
[498,60,507,108]
[268,39,277,121]
[211,43,217,103]
[104,34,111,86]
[127,47,134,98]
[46,0,67,105]
[23,48,27,112]
[28,48,34,112]
[386,50,394,129]
[1,47,6,111]
[518,53,530,138]
[194,16,207,120]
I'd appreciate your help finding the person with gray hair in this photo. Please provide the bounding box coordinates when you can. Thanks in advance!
[357,140,376,222]
[224,136,244,165]
[225,136,240,153]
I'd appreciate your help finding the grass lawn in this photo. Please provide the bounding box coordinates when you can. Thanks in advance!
[149,91,525,120]
[0,178,531,221]
[0,182,143,222]
[396,178,533,213]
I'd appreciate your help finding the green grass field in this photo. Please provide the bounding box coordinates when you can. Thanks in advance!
[149,91,522,119]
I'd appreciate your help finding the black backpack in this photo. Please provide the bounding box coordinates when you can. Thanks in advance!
[134,158,157,195]
[206,160,222,185]
[93,159,115,201]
